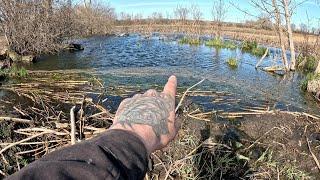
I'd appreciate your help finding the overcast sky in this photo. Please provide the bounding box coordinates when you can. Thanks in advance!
[106,0,320,28]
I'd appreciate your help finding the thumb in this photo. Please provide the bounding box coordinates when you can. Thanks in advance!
[163,75,177,98]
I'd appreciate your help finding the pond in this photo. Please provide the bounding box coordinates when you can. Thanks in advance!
[25,34,319,115]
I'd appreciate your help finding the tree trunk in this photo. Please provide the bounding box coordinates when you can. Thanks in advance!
[283,0,296,71]
[272,0,289,71]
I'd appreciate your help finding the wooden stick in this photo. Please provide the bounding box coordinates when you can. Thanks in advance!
[175,79,205,113]
[0,132,47,154]
[255,48,269,68]
[0,117,33,124]
[302,112,320,120]
[187,114,211,122]
[70,106,76,145]
[306,137,320,171]
[16,146,44,155]
[15,127,69,135]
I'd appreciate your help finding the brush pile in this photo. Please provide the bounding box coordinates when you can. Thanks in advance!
[1,72,320,179]
[0,71,114,177]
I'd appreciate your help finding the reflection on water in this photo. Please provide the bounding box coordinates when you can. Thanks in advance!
[26,35,319,114]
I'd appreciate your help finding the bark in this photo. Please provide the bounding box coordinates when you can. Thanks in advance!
[272,0,289,71]
[283,0,296,71]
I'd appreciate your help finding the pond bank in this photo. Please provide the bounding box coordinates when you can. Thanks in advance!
[0,71,320,179]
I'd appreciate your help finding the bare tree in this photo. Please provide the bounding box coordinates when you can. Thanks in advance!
[74,1,116,36]
[174,4,189,33]
[272,0,290,71]
[247,0,290,71]
[190,4,203,37]
[281,0,296,70]
[174,4,189,22]
[0,0,74,54]
[211,0,227,38]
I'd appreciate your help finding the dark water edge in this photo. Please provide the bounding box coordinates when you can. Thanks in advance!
[7,34,319,115]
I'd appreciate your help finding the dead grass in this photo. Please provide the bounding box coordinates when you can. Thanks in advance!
[114,22,319,50]
[0,71,320,179]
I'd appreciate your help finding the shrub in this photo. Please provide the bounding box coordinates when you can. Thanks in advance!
[227,58,238,68]
[300,73,320,91]
[0,66,28,78]
[241,41,268,57]
[297,55,318,72]
[252,47,268,57]
[241,41,258,51]
[0,0,115,55]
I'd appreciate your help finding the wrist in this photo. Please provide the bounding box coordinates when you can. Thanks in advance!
[110,123,157,154]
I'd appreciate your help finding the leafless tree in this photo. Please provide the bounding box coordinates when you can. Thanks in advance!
[281,0,296,70]
[174,4,189,34]
[174,4,189,22]
[0,0,115,54]
[74,1,116,36]
[190,4,203,37]
[272,0,290,71]
[211,0,227,38]
[0,0,74,54]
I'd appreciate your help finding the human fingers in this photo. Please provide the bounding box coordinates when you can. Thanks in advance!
[162,75,177,98]
[144,89,159,97]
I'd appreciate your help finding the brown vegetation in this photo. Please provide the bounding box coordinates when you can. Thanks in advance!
[0,0,115,55]
[1,72,320,179]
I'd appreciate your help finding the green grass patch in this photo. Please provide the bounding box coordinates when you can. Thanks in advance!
[205,38,237,50]
[179,37,201,45]
[300,73,320,91]
[297,55,318,72]
[227,57,238,68]
[241,41,268,57]
[0,66,28,78]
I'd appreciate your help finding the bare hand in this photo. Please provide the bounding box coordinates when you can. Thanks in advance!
[110,75,178,154]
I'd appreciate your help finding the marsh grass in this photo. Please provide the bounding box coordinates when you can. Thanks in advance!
[179,37,201,45]
[241,41,268,57]
[297,55,318,72]
[205,38,237,50]
[227,58,238,68]
[0,67,28,78]
[300,73,320,91]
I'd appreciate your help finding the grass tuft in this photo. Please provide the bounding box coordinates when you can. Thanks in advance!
[179,37,201,45]
[297,55,318,72]
[241,41,268,57]
[205,38,237,50]
[227,57,238,68]
[300,73,320,91]
[0,66,28,78]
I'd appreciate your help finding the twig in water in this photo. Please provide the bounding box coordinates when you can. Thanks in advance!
[255,48,269,68]
[70,106,76,145]
[175,79,205,113]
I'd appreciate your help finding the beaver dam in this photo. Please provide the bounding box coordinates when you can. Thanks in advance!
[1,35,320,179]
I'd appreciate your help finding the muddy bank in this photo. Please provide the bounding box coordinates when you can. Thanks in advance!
[150,111,320,179]
[0,71,320,179]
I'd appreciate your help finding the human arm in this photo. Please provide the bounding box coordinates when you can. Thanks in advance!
[7,75,178,180]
